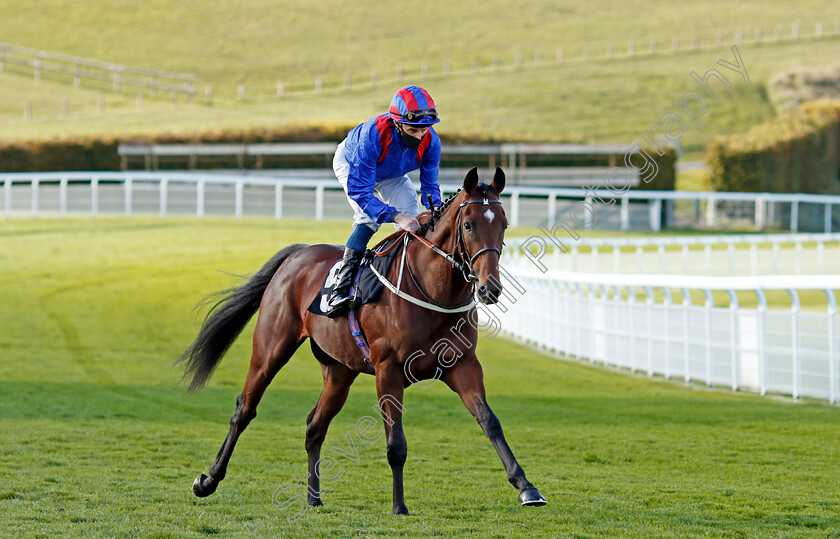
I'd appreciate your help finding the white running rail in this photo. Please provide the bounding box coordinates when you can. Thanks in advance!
[495,265,840,403]
[2,172,840,233]
[506,233,840,275]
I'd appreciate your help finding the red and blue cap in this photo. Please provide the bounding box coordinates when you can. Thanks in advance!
[389,86,440,126]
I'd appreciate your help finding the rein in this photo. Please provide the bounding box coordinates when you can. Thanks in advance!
[369,195,503,313]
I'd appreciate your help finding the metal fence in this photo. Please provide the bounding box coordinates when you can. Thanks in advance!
[506,233,840,275]
[3,172,840,233]
[496,267,840,403]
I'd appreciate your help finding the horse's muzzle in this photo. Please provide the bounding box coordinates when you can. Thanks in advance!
[477,281,502,305]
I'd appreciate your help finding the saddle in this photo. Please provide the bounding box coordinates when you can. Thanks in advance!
[306,235,403,317]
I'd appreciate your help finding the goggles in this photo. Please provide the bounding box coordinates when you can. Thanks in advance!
[401,108,437,122]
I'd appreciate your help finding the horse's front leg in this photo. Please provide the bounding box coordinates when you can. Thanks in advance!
[443,355,546,506]
[374,362,409,515]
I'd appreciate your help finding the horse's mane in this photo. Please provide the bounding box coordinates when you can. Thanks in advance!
[369,183,496,251]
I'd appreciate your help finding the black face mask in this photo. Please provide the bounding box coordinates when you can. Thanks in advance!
[397,124,424,150]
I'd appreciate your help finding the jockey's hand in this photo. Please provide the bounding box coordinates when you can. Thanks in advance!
[394,213,421,233]
[416,211,432,225]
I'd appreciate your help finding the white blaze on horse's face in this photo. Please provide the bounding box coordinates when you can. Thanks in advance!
[484,208,495,223]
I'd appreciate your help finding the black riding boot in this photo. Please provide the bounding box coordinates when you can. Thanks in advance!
[325,246,365,318]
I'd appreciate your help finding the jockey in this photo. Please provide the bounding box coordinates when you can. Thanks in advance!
[326,85,443,318]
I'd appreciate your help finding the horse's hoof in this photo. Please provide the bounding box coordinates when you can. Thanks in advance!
[193,474,218,497]
[393,503,409,515]
[308,497,323,507]
[518,487,547,506]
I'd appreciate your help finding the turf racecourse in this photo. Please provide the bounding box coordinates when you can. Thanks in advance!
[1,217,839,538]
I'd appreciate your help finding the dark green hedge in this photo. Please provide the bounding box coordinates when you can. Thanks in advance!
[635,145,677,191]
[0,125,675,192]
[705,100,840,193]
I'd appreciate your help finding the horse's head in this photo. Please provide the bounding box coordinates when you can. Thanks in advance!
[455,167,508,304]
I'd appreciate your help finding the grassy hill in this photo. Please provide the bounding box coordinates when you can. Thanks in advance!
[0,1,838,158]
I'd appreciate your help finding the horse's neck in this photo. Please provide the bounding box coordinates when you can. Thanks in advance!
[404,214,471,304]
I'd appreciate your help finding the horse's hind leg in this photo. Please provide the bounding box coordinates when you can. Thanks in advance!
[193,332,303,497]
[304,342,359,506]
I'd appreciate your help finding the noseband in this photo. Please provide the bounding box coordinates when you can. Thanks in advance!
[456,198,503,282]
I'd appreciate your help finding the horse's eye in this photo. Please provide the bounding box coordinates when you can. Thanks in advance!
[464,222,472,231]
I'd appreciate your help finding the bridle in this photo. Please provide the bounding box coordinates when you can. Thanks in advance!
[454,198,503,282]
[369,191,505,312]
[377,193,504,281]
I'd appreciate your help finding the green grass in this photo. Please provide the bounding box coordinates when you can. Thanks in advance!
[0,1,838,158]
[1,217,839,537]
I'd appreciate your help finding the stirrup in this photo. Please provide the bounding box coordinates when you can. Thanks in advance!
[326,295,355,318]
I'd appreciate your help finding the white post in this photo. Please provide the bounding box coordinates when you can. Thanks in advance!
[682,243,689,274]
[510,192,520,228]
[682,287,691,383]
[826,203,832,233]
[750,243,759,275]
[627,285,636,372]
[704,288,713,387]
[563,282,571,356]
[728,289,739,391]
[756,289,767,395]
[274,183,283,220]
[826,290,837,405]
[592,246,599,272]
[706,196,717,227]
[613,244,621,273]
[4,178,11,219]
[645,286,654,376]
[31,179,39,218]
[649,198,661,232]
[235,181,244,219]
[620,197,630,232]
[791,199,799,232]
[124,177,132,217]
[663,287,672,379]
[196,179,205,219]
[755,198,765,230]
[91,178,99,217]
[658,245,666,273]
[636,245,644,273]
[159,177,168,218]
[547,193,556,225]
[59,177,68,218]
[789,289,801,401]
[315,184,324,221]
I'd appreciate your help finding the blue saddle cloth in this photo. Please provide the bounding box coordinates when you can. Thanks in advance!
[307,236,402,316]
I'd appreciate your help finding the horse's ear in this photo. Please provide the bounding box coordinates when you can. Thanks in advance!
[463,167,479,195]
[490,167,505,194]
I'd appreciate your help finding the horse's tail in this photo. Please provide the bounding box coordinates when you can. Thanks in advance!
[177,243,308,391]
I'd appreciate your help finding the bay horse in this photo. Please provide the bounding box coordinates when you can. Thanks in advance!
[178,167,546,515]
